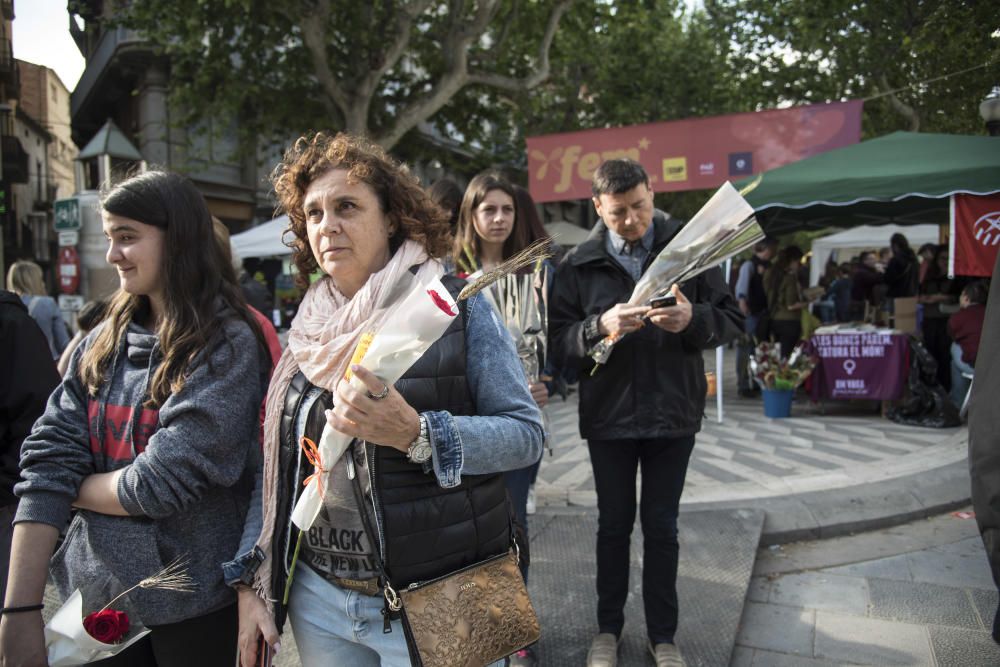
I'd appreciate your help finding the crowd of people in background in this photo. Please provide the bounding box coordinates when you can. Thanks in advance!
[732,228,989,410]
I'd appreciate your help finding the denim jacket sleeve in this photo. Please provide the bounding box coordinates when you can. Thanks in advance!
[424,292,544,489]
[222,463,265,587]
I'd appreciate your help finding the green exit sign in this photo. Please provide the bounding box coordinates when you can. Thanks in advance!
[54,198,81,231]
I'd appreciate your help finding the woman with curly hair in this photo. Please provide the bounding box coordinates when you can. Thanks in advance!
[227,133,543,667]
[451,173,555,667]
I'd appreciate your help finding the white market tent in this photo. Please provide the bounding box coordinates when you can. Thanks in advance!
[544,220,591,247]
[809,224,939,287]
[231,215,292,258]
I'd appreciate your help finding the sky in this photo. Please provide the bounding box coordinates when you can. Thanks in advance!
[13,0,85,90]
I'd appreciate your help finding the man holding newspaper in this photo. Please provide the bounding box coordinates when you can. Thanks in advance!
[549,159,746,667]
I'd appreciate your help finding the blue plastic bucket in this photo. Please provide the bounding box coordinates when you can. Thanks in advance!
[762,389,794,418]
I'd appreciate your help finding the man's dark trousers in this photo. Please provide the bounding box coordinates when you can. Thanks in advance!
[587,435,696,645]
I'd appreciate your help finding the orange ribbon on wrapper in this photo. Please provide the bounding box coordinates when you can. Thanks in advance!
[300,436,327,497]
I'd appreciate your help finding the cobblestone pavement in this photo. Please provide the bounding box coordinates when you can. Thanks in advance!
[536,350,965,508]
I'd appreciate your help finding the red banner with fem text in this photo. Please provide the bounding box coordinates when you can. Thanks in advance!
[951,193,1000,277]
[525,100,863,203]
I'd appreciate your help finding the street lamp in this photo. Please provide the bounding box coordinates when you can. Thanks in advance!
[980,85,1000,136]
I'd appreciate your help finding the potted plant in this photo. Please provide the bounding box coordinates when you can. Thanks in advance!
[749,341,818,418]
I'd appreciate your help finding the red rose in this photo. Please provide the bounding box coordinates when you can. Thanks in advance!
[83,609,130,644]
[427,289,457,316]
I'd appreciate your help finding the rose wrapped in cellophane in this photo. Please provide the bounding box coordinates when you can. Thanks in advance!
[45,558,195,666]
[480,267,547,385]
[290,240,553,531]
[290,273,460,530]
[588,180,765,367]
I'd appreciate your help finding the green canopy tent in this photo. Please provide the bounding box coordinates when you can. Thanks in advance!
[739,131,1000,236]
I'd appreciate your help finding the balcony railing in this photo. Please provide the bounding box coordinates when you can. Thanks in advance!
[71,27,147,120]
[1,0,12,21]
[1,135,29,184]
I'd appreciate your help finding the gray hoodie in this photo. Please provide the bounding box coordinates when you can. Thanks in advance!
[15,307,267,624]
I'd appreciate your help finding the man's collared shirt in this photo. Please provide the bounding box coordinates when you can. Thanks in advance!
[605,222,654,281]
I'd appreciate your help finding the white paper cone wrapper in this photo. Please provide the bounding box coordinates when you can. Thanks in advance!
[290,276,458,529]
[45,590,152,666]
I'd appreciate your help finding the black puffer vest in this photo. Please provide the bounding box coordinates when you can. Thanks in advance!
[270,277,510,629]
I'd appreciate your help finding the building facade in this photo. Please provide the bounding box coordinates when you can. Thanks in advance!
[18,61,77,202]
[69,0,271,230]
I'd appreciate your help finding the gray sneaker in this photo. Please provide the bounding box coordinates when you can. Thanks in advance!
[648,640,686,667]
[586,633,620,667]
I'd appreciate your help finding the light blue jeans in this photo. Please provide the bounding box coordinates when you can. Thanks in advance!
[949,342,974,407]
[288,564,505,666]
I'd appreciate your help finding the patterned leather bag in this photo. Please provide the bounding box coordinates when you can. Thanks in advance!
[388,547,540,667]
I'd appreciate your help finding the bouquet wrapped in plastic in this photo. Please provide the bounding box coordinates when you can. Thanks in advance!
[45,558,195,666]
[291,240,552,531]
[748,340,818,390]
[290,272,460,530]
[588,180,764,366]
[481,268,547,384]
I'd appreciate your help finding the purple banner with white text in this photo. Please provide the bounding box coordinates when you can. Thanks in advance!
[809,332,909,401]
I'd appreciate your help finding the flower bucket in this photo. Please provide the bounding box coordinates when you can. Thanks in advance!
[762,388,794,418]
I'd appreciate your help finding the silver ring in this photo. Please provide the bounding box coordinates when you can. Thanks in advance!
[367,384,390,400]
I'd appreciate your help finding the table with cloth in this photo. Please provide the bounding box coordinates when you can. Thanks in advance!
[807,329,910,402]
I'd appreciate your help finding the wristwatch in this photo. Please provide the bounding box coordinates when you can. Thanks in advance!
[407,414,432,463]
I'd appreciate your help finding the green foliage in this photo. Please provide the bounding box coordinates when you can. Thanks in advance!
[703,0,1000,137]
[111,0,999,176]
[114,0,574,155]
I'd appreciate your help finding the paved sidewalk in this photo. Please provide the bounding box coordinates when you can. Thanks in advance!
[735,509,1000,667]
[45,349,981,666]
[537,349,968,542]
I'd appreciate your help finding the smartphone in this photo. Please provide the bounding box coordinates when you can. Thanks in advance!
[649,294,677,309]
[255,636,272,667]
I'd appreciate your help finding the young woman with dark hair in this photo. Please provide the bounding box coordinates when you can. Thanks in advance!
[1,170,270,666]
[452,171,555,667]
[452,172,525,274]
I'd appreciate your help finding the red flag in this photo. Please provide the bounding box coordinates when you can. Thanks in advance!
[951,194,1000,277]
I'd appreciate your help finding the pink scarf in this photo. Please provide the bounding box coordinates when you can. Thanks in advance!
[252,240,441,602]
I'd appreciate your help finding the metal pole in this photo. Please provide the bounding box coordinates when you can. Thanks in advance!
[717,258,732,423]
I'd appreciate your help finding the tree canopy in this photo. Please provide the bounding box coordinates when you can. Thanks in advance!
[109,0,998,182]
[114,0,573,152]
[704,0,1000,136]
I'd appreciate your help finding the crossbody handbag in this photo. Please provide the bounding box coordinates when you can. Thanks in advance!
[385,541,540,667]
[350,443,541,667]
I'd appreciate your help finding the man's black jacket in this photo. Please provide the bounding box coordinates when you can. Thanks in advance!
[549,211,744,440]
[0,289,59,506]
